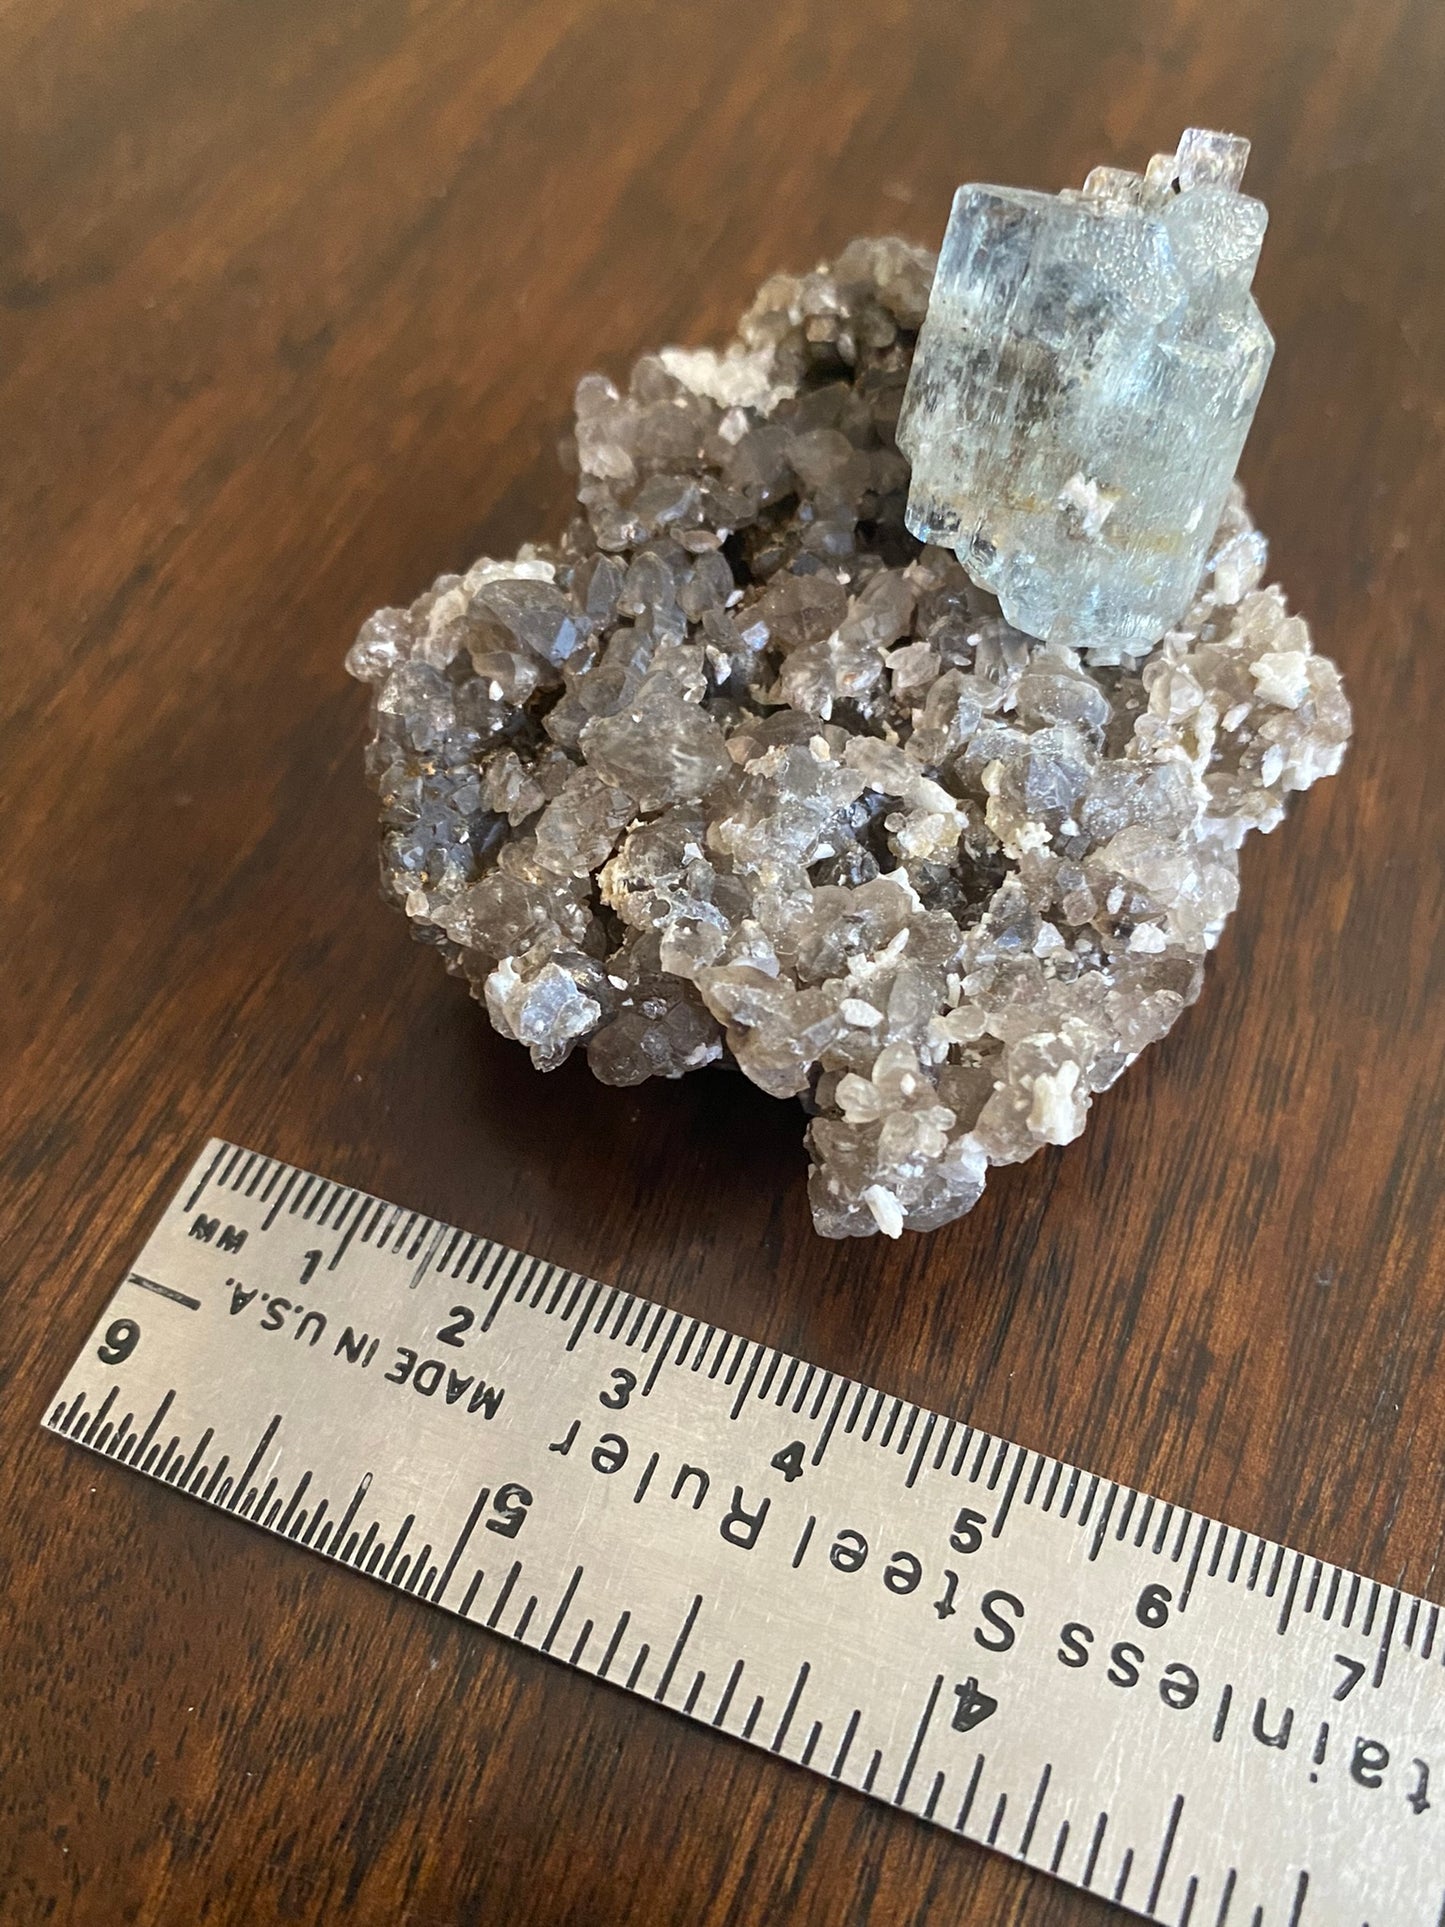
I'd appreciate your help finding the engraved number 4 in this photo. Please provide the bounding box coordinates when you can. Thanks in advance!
[951,1677,998,1733]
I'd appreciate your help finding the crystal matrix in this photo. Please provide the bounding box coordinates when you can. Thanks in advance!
[348,239,1348,1238]
[898,130,1274,651]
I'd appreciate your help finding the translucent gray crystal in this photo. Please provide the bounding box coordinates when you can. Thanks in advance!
[348,235,1348,1238]
[898,129,1274,651]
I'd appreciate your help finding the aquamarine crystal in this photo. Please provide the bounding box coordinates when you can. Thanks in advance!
[898,129,1274,652]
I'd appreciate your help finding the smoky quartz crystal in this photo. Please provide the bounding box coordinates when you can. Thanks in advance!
[348,228,1348,1238]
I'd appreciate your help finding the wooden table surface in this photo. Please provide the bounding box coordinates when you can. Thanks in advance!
[4,1,1444,1921]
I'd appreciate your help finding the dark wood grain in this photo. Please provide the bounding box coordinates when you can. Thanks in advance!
[2,1,1443,1921]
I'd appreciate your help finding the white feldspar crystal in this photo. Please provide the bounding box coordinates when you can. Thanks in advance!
[897,129,1274,652]
[348,234,1348,1238]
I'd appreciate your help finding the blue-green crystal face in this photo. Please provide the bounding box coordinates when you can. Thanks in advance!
[898,130,1273,651]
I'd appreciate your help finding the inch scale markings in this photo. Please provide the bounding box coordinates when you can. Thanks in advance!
[45,1140,1445,1925]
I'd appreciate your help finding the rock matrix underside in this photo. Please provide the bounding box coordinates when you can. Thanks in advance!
[347,239,1349,1238]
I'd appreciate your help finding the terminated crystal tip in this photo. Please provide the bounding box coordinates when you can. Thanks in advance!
[897,129,1274,652]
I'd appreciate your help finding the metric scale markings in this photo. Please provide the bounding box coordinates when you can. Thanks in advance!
[44,1140,1445,1925]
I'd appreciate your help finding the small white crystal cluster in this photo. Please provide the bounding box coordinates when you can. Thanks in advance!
[347,240,1349,1238]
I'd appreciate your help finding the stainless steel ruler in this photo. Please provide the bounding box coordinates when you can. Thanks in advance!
[45,1139,1444,1924]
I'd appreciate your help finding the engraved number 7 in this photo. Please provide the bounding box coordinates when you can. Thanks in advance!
[1332,1653,1367,1701]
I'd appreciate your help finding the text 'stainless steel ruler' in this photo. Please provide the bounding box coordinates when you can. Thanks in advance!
[45,1142,1444,1925]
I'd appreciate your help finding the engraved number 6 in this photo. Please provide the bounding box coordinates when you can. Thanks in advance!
[97,1318,141,1366]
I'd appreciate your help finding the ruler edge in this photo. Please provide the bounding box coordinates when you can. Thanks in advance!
[38,1134,1445,1923]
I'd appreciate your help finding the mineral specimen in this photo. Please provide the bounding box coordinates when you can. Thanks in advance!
[898,129,1274,651]
[347,236,1348,1238]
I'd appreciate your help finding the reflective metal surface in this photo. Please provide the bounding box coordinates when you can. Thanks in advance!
[45,1141,1445,1923]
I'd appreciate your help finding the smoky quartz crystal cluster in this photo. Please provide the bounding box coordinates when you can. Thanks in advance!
[348,135,1349,1239]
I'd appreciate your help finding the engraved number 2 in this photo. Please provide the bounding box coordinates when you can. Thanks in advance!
[438,1306,475,1347]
